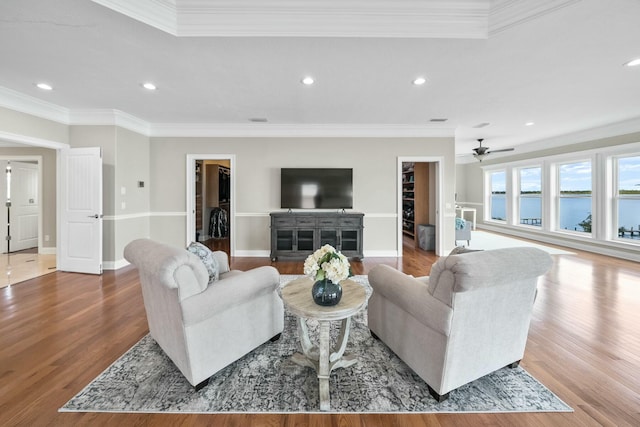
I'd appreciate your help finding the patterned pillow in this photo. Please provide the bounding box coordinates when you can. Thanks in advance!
[187,242,219,284]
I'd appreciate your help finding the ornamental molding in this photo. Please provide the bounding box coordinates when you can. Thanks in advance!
[91,0,583,38]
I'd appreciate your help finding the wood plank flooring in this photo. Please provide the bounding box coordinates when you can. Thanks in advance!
[1,236,639,426]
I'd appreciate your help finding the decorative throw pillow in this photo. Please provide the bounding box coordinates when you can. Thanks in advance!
[449,246,483,255]
[187,242,219,284]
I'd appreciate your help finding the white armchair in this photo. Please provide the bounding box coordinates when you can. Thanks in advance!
[124,238,284,389]
[367,247,552,401]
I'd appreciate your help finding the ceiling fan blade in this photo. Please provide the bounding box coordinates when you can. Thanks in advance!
[487,148,515,153]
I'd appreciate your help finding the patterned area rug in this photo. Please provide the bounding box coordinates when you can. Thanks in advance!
[60,275,572,414]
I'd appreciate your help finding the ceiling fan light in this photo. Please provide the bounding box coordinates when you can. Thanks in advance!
[36,82,53,91]
[473,153,488,162]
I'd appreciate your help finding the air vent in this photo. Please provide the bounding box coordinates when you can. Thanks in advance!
[249,118,268,122]
[473,122,491,128]
[429,118,448,122]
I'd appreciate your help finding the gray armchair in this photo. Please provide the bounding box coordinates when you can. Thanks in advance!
[367,247,552,401]
[124,238,284,389]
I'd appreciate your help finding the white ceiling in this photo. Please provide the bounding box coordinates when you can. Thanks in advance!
[1,0,639,159]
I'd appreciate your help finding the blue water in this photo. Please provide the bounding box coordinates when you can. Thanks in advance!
[490,196,640,237]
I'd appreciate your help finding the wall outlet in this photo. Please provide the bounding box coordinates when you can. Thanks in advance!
[121,201,126,210]
[45,235,50,242]
[121,186,126,195]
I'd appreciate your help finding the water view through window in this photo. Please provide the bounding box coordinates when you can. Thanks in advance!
[490,171,506,221]
[559,161,592,232]
[617,156,640,240]
[519,167,542,226]
[486,154,639,244]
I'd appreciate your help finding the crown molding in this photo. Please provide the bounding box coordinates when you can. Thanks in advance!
[489,0,582,36]
[0,86,70,124]
[92,0,490,39]
[0,86,456,139]
[0,131,69,149]
[91,0,177,34]
[68,109,151,135]
[149,123,456,138]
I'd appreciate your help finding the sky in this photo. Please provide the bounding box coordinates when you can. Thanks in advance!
[618,156,640,191]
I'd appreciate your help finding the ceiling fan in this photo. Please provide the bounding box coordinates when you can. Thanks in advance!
[472,139,514,162]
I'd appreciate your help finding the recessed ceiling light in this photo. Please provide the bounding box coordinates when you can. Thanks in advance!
[624,58,640,67]
[142,82,157,90]
[301,76,315,85]
[525,122,535,126]
[473,122,491,128]
[413,77,427,85]
[36,82,53,91]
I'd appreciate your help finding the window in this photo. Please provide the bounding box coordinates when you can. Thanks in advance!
[558,161,592,233]
[615,155,640,241]
[518,167,542,227]
[490,170,506,221]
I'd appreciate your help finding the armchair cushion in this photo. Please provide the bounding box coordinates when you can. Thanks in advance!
[187,242,220,283]
[181,266,280,326]
[368,265,453,336]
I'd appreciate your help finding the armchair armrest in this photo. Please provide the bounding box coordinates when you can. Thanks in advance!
[181,266,280,326]
[212,251,230,274]
[369,265,453,336]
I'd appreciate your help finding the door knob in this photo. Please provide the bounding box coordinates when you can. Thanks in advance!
[88,214,102,218]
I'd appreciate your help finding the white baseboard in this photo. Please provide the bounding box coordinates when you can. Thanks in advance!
[363,250,399,257]
[40,247,56,255]
[234,250,271,257]
[105,259,130,270]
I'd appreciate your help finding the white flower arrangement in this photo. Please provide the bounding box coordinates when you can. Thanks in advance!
[303,244,352,284]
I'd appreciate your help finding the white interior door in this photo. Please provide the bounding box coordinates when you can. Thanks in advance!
[58,147,103,274]
[8,161,39,252]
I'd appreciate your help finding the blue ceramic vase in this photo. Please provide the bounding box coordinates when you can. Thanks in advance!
[311,278,343,306]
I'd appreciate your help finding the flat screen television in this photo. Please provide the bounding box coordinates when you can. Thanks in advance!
[281,168,353,209]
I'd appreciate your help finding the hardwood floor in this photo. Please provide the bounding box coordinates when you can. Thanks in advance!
[1,237,639,426]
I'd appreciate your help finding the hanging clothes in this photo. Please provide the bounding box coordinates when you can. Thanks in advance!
[209,207,228,238]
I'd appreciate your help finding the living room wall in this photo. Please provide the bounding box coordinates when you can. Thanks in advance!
[69,125,150,267]
[148,136,457,256]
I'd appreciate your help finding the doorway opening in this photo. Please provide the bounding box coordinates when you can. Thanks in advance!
[186,155,235,257]
[0,156,56,287]
[397,157,443,257]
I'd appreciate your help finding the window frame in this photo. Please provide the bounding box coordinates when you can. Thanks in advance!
[515,165,543,228]
[554,158,594,236]
[612,153,640,243]
[486,168,508,223]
